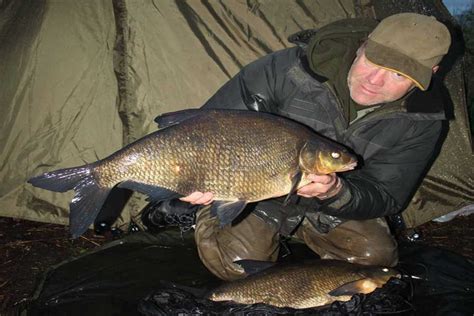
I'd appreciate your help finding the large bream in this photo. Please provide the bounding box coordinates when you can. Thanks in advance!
[28,109,357,237]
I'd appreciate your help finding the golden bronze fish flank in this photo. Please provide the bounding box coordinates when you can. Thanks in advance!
[207,260,399,309]
[28,109,357,237]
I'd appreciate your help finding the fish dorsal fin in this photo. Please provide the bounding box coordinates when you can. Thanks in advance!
[283,170,302,206]
[210,200,247,227]
[234,259,275,275]
[328,278,380,297]
[154,109,203,129]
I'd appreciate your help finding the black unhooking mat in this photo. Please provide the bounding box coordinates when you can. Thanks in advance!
[15,229,474,316]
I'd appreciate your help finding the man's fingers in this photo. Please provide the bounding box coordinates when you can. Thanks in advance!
[193,192,214,205]
[306,173,336,185]
[179,191,214,205]
[297,183,325,196]
[297,173,341,199]
[297,192,313,198]
[296,184,328,198]
[179,192,204,203]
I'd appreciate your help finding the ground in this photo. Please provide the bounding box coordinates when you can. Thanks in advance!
[0,214,473,313]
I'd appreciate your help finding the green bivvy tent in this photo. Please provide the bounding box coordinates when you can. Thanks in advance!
[0,0,472,230]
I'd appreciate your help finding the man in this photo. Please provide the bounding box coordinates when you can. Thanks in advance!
[145,13,451,281]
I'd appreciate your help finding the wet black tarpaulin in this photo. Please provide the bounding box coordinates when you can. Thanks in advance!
[18,230,474,315]
[22,231,218,315]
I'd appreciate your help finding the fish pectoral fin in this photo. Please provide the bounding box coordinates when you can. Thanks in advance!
[210,200,247,227]
[154,109,203,129]
[328,279,380,297]
[118,181,180,201]
[283,170,302,206]
[233,259,275,275]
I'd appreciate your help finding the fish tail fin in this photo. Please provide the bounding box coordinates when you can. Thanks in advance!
[28,165,111,238]
[28,166,92,192]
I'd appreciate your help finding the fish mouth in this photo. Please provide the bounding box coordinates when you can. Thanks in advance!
[339,161,357,172]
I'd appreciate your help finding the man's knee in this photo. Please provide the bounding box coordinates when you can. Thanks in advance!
[296,217,398,267]
[195,207,280,280]
[365,218,398,265]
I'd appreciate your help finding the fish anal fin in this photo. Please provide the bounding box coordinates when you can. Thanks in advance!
[210,200,247,227]
[328,279,380,297]
[118,180,179,201]
[283,170,302,205]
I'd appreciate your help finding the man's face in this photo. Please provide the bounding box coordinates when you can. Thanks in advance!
[347,48,415,106]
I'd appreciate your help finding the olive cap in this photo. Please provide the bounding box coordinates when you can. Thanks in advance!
[365,13,451,90]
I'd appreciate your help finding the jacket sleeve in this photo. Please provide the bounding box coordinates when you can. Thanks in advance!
[313,119,443,219]
[201,55,273,111]
[201,48,300,112]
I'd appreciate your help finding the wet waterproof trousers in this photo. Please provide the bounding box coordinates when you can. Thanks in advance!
[195,207,398,281]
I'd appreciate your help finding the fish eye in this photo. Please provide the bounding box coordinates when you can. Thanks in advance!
[331,152,341,159]
[382,268,389,272]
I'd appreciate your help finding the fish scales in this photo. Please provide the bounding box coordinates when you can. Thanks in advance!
[28,109,357,237]
[96,111,306,201]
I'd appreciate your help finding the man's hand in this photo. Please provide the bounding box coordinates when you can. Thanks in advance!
[297,173,342,200]
[180,191,214,205]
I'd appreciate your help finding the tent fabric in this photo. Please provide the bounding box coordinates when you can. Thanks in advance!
[0,0,121,226]
[0,0,472,229]
[403,67,474,227]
